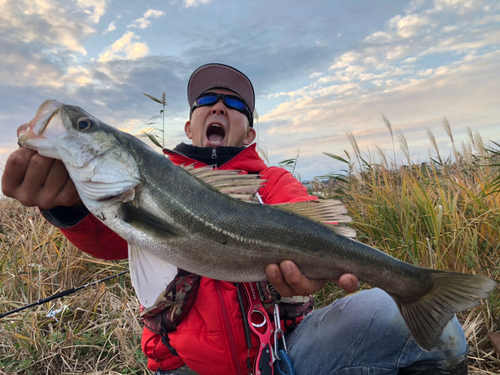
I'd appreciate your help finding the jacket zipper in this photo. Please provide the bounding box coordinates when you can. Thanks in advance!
[216,281,246,375]
[211,148,217,160]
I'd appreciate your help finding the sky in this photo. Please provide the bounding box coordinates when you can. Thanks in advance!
[0,0,499,181]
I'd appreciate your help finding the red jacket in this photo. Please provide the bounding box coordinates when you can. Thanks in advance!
[58,143,317,374]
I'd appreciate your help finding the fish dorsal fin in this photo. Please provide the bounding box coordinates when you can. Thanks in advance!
[180,164,265,203]
[128,244,178,308]
[273,200,356,238]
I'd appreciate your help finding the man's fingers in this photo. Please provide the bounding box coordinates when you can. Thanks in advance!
[39,160,74,208]
[266,261,327,297]
[20,153,55,205]
[265,264,296,297]
[58,177,82,208]
[1,148,79,209]
[280,260,327,296]
[34,159,81,209]
[334,274,359,293]
[2,148,37,197]
[266,260,360,297]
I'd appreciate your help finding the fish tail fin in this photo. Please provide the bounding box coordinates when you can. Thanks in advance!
[396,270,496,351]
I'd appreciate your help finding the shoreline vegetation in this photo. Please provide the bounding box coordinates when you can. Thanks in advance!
[1,121,499,374]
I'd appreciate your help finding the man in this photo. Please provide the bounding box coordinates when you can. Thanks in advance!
[2,63,469,374]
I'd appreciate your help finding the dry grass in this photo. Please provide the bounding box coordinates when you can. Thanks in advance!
[0,199,148,374]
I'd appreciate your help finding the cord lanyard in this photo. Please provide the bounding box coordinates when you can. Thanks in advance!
[273,304,295,375]
[243,282,274,375]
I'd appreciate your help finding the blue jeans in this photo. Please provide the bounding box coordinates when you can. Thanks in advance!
[278,288,468,375]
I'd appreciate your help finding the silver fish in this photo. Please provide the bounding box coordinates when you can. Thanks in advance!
[19,100,496,351]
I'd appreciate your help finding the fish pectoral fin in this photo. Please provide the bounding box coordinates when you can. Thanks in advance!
[74,179,139,201]
[396,270,496,351]
[181,165,266,203]
[128,244,178,308]
[273,200,356,238]
[121,202,182,239]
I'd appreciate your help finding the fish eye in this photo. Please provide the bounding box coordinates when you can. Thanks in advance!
[76,118,93,131]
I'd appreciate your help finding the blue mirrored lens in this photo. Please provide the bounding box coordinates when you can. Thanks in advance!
[195,93,248,113]
[196,95,218,106]
[224,97,246,110]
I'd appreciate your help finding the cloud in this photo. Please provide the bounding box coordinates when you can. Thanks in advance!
[364,31,393,44]
[104,21,117,34]
[388,14,431,38]
[386,45,411,60]
[442,25,459,32]
[421,29,500,56]
[475,14,500,26]
[128,9,165,29]
[184,0,212,7]
[0,0,113,89]
[329,52,361,69]
[65,66,93,86]
[406,0,426,13]
[253,0,500,178]
[98,32,150,62]
[433,0,478,12]
[76,0,108,24]
[261,52,500,148]
[0,0,96,56]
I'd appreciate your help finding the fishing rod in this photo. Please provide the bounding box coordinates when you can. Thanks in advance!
[0,270,130,319]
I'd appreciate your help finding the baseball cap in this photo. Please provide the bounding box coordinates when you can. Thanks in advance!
[187,63,255,114]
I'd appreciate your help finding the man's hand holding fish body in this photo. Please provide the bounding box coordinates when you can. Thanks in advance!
[2,125,82,210]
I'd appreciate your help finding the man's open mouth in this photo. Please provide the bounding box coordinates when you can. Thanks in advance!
[206,123,226,144]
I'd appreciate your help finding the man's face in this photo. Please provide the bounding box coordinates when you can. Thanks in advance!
[185,88,256,148]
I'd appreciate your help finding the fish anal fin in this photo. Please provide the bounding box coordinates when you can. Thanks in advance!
[396,270,496,351]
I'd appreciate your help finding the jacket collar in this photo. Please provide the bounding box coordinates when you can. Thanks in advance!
[163,143,267,173]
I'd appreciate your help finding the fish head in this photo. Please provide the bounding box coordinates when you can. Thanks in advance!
[19,100,141,207]
[19,100,115,166]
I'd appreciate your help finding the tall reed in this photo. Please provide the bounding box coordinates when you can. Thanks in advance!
[315,120,500,374]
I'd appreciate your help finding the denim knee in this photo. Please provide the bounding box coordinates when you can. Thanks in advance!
[285,288,468,374]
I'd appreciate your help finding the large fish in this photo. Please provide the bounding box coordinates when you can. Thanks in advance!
[19,100,496,351]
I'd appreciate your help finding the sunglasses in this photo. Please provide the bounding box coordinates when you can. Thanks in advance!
[190,92,253,126]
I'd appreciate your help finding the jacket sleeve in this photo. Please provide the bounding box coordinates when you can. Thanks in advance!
[258,166,318,205]
[41,207,128,260]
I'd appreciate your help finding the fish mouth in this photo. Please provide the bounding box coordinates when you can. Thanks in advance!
[18,100,66,147]
[206,122,226,146]
[18,100,62,140]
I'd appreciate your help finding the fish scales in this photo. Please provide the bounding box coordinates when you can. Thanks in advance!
[18,100,497,352]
